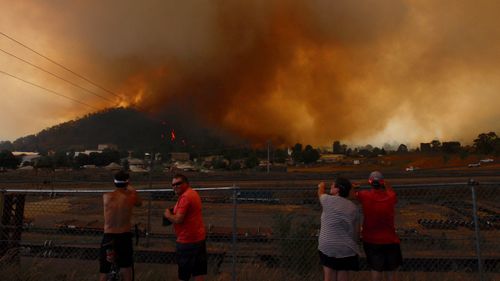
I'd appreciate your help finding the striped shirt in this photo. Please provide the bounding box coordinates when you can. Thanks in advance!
[318,194,360,257]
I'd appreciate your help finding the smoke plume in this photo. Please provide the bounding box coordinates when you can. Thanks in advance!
[1,0,499,146]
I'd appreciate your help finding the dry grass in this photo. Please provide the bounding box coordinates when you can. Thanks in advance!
[288,154,500,173]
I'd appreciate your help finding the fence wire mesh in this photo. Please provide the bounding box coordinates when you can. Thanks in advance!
[0,182,499,281]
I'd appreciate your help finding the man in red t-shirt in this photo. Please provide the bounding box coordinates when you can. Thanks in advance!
[355,171,402,281]
[164,174,207,281]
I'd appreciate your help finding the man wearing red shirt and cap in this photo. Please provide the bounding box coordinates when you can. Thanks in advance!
[164,174,207,281]
[354,171,402,281]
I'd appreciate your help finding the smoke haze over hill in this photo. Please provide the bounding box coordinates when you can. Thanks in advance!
[1,0,499,146]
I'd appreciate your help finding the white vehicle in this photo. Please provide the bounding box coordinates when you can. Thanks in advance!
[480,158,494,163]
[468,163,481,168]
[405,166,419,171]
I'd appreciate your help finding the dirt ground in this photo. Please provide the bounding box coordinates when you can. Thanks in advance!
[1,163,498,280]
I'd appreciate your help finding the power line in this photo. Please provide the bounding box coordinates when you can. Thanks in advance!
[0,69,99,110]
[0,32,161,115]
[0,48,117,104]
[0,31,124,100]
[0,32,196,140]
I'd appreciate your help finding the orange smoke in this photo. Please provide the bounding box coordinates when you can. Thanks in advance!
[5,1,498,146]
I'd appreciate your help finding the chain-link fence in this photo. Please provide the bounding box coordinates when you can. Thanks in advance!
[1,182,499,281]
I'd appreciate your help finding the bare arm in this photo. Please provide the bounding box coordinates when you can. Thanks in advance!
[164,208,186,224]
[382,180,395,195]
[384,181,393,192]
[317,182,326,197]
[383,181,397,203]
[349,182,360,200]
[127,185,142,207]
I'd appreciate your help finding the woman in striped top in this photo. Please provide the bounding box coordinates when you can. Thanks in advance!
[318,177,360,281]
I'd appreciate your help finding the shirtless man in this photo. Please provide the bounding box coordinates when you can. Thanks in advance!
[99,171,142,281]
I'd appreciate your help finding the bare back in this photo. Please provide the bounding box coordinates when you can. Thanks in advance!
[103,189,139,233]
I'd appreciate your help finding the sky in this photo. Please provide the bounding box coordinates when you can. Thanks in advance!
[0,0,499,148]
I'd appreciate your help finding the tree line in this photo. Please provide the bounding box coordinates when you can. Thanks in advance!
[332,132,500,157]
[0,132,498,170]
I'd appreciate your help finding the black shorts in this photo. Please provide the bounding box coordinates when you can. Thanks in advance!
[319,251,359,271]
[176,240,207,281]
[99,232,134,273]
[363,242,402,271]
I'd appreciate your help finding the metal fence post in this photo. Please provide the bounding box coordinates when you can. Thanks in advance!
[231,184,238,281]
[145,158,154,248]
[469,179,485,281]
[0,193,26,264]
[0,191,3,218]
[0,191,4,256]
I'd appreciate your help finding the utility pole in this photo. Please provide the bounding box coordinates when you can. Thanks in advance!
[267,140,271,174]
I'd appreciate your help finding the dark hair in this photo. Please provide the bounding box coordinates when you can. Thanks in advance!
[173,173,189,184]
[371,180,383,189]
[114,170,130,188]
[335,177,352,198]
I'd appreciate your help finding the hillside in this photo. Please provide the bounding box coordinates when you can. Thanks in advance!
[9,107,235,153]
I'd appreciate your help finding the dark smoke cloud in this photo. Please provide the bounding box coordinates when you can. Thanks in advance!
[3,0,499,146]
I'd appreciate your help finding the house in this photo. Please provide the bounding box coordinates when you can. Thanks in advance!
[127,158,145,166]
[74,144,117,157]
[12,152,40,166]
[121,158,150,173]
[126,158,148,172]
[19,165,34,170]
[172,161,198,171]
[104,162,122,170]
[74,150,102,157]
[171,152,190,162]
[129,165,148,172]
[98,144,118,150]
[204,155,219,161]
[319,154,345,163]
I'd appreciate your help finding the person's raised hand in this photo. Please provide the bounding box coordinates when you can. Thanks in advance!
[351,182,360,189]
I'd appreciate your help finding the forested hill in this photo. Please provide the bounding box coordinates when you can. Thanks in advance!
[9,107,233,153]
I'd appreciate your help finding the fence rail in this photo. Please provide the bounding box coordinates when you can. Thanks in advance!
[1,181,499,281]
